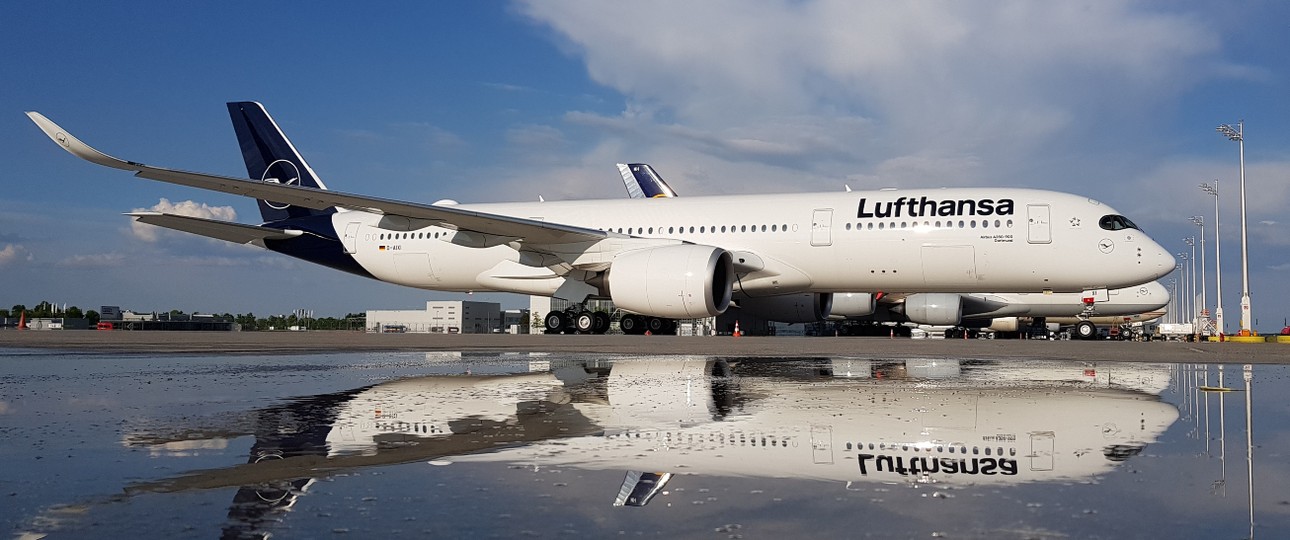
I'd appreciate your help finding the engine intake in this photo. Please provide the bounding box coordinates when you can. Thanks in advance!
[607,245,734,318]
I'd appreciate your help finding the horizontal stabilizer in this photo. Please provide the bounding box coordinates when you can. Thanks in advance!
[128,212,302,245]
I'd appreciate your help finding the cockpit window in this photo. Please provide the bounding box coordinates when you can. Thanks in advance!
[1099,214,1140,231]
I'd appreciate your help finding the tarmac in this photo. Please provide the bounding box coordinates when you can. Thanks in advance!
[1,330,1287,364]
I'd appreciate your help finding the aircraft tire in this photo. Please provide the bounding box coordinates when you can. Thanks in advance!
[647,317,666,334]
[592,312,611,334]
[574,312,595,334]
[1074,320,1097,340]
[619,314,641,334]
[545,311,569,334]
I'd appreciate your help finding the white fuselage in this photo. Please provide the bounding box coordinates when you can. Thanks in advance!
[339,188,1174,299]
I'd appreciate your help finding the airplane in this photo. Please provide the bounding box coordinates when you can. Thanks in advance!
[27,103,1175,329]
[114,356,1176,533]
[615,163,1172,338]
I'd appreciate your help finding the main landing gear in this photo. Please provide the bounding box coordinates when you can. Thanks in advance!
[542,307,677,335]
[544,307,611,334]
[617,314,676,336]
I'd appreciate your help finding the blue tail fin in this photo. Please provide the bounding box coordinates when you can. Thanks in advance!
[617,163,679,199]
[227,102,335,222]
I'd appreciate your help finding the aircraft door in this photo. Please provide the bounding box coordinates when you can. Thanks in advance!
[1029,431,1055,471]
[811,209,833,247]
[342,222,362,254]
[810,424,834,464]
[1027,204,1051,244]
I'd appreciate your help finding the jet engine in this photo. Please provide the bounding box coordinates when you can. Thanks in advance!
[829,292,876,318]
[988,317,1021,332]
[607,245,734,319]
[736,293,833,323]
[900,293,963,326]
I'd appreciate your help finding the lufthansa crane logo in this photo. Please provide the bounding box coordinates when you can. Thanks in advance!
[260,159,301,210]
[1098,238,1115,254]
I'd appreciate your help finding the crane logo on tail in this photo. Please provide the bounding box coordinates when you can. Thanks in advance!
[260,159,302,210]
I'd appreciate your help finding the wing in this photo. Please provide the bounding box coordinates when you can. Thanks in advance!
[27,112,610,246]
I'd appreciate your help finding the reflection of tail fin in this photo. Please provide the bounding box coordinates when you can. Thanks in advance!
[617,163,678,199]
[612,471,673,507]
[227,102,335,223]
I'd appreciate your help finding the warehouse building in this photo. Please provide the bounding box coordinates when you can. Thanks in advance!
[366,301,507,334]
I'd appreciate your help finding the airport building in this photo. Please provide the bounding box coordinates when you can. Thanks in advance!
[98,306,236,331]
[366,301,510,334]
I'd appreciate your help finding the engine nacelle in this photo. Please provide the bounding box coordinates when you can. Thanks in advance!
[830,292,875,318]
[737,293,833,323]
[902,293,963,326]
[607,245,734,319]
[987,317,1058,333]
[988,317,1021,332]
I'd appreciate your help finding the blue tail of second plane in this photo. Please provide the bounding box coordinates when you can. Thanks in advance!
[618,163,679,199]
[227,101,335,223]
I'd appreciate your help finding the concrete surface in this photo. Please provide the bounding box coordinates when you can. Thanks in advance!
[2,330,1286,364]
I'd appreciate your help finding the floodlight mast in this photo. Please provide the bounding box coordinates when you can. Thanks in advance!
[1190,216,1208,336]
[1185,236,1197,340]
[1200,181,1224,336]
[1216,121,1252,335]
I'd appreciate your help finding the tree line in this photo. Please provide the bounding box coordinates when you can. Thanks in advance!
[3,301,366,331]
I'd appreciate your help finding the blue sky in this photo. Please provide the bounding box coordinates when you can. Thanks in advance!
[4,1,1290,330]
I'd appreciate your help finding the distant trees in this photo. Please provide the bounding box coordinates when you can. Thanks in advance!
[2,299,366,330]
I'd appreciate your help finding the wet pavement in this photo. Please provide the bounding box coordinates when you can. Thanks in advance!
[2,348,1287,538]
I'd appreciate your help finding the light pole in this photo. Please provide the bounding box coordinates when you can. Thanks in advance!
[1185,236,1198,339]
[1177,254,1189,327]
[1217,121,1252,334]
[1200,181,1224,336]
[1190,217,1208,336]
[1171,277,1181,323]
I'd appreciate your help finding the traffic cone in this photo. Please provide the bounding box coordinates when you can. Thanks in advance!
[17,310,25,330]
[733,321,742,337]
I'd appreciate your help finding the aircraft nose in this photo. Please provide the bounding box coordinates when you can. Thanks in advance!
[1145,243,1176,279]
[1142,280,1171,310]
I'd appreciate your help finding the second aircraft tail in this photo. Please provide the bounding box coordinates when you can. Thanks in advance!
[227,101,335,222]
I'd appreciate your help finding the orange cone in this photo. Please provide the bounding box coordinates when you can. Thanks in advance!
[733,321,742,337]
[17,310,26,331]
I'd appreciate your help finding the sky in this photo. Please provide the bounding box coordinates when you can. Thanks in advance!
[4,1,1290,330]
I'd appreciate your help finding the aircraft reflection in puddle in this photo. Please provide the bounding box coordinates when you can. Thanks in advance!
[124,357,1177,537]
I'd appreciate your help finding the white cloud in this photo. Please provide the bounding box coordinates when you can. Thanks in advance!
[0,243,31,266]
[129,199,238,243]
[58,253,126,268]
[516,1,1230,189]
